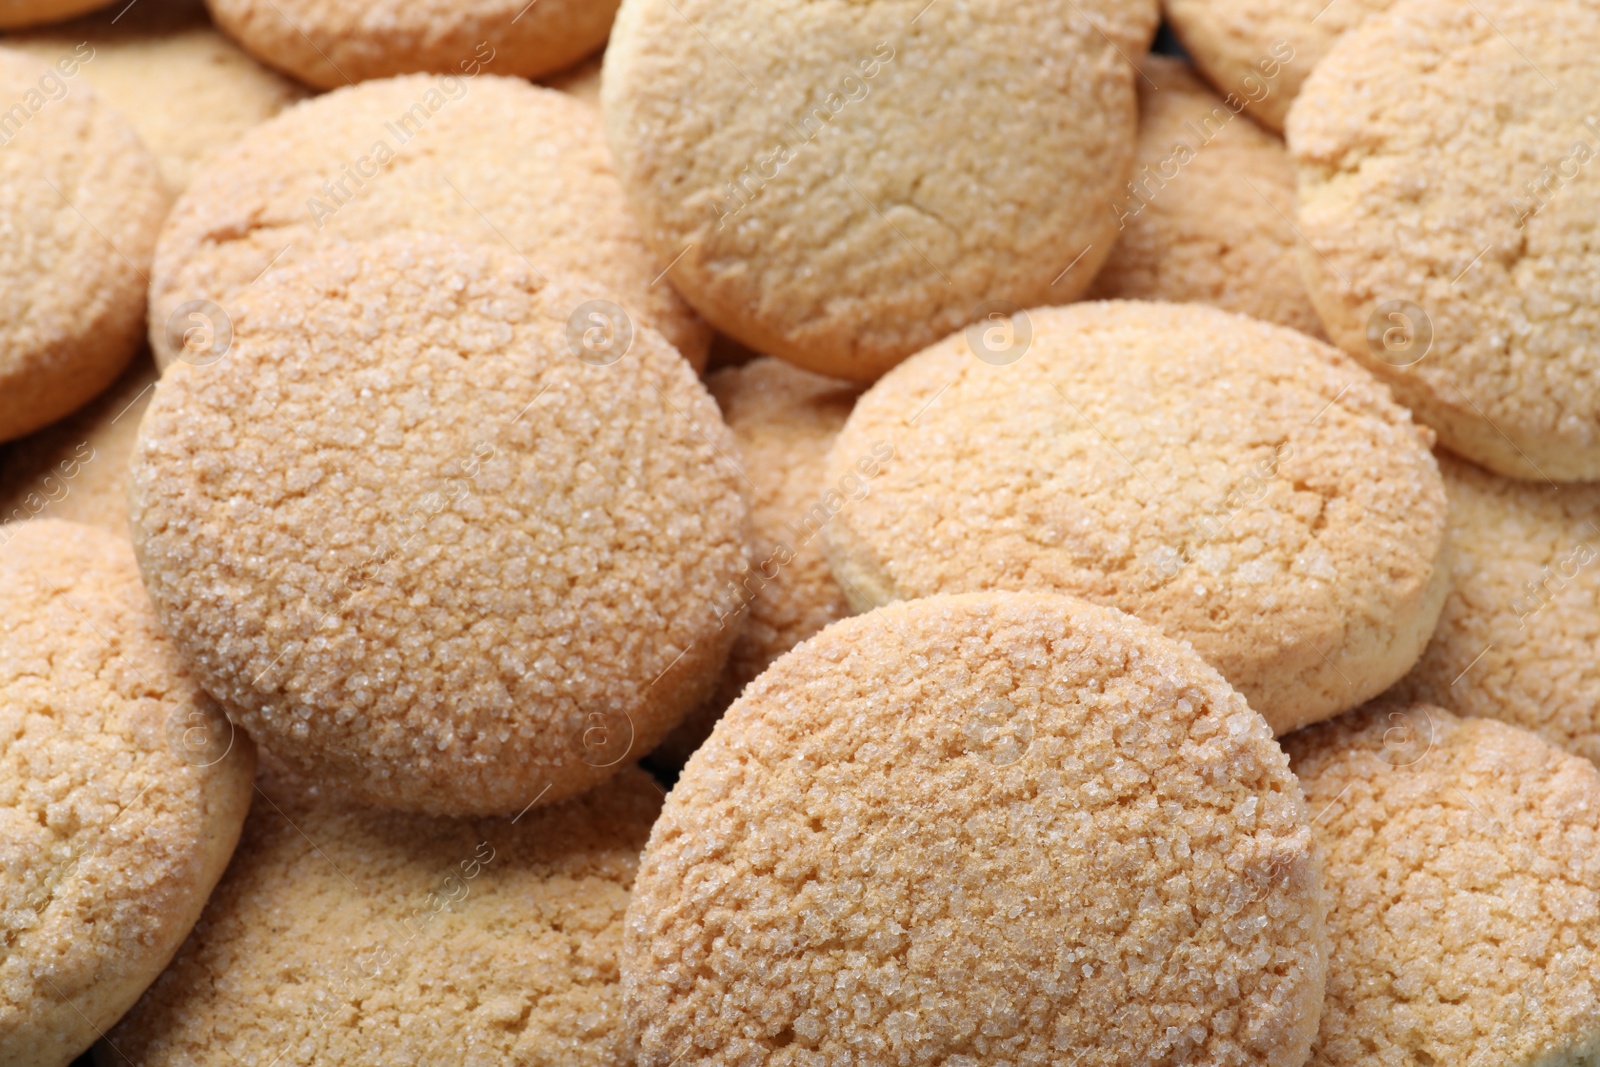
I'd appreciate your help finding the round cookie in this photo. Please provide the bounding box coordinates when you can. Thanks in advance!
[1388,452,1600,766]
[824,301,1449,735]
[148,73,709,372]
[103,759,663,1067]
[1087,56,1325,339]
[601,0,1160,382]
[626,592,1329,1067]
[1163,0,1393,132]
[0,351,156,537]
[0,0,110,29]
[651,358,859,768]
[1289,0,1600,482]
[1285,703,1600,1067]
[204,0,616,89]
[0,519,255,1067]
[5,0,308,194]
[131,236,748,816]
[0,45,167,443]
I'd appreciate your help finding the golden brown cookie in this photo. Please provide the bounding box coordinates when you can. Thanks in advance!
[148,73,709,372]
[1289,0,1600,481]
[0,0,109,30]
[652,358,859,767]
[1087,56,1325,338]
[825,301,1448,735]
[103,760,662,1067]
[626,592,1329,1067]
[1285,703,1600,1067]
[131,236,748,815]
[601,0,1159,382]
[0,45,166,443]
[0,520,255,1067]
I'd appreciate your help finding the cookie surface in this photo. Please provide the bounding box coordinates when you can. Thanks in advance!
[652,358,859,767]
[104,759,662,1067]
[148,74,708,371]
[825,301,1448,735]
[1285,703,1600,1067]
[0,520,255,1067]
[1390,452,1600,766]
[204,0,617,88]
[601,0,1158,382]
[131,236,748,815]
[1289,0,1600,481]
[0,46,167,443]
[627,592,1328,1067]
[1087,56,1324,338]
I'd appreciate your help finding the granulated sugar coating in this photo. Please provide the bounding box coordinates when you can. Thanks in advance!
[626,593,1329,1067]
[148,74,709,372]
[1285,704,1600,1067]
[1289,0,1600,481]
[601,0,1158,382]
[104,759,663,1067]
[825,302,1449,736]
[130,236,749,815]
[0,520,255,1067]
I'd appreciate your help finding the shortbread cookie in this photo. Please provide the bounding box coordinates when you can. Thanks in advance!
[0,352,156,537]
[0,46,166,442]
[149,74,709,371]
[0,0,109,29]
[1087,56,1324,338]
[602,0,1159,381]
[5,0,307,193]
[825,302,1449,735]
[205,0,616,89]
[651,358,859,767]
[0,520,255,1067]
[627,592,1328,1067]
[1163,0,1393,132]
[131,236,747,815]
[1389,452,1600,766]
[104,760,662,1067]
[539,49,601,108]
[1290,0,1600,481]
[1285,703,1600,1067]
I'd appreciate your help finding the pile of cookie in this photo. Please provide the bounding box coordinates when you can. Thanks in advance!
[2,0,1597,1064]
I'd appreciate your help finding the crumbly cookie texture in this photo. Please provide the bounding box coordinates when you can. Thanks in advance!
[204,0,616,89]
[1163,0,1393,132]
[0,46,167,443]
[824,301,1448,735]
[652,358,859,768]
[627,592,1328,1067]
[1289,0,1600,481]
[131,236,748,815]
[0,352,156,537]
[601,0,1157,382]
[1285,703,1600,1067]
[1087,56,1325,339]
[104,759,662,1067]
[1390,451,1600,765]
[0,519,255,1067]
[148,74,708,371]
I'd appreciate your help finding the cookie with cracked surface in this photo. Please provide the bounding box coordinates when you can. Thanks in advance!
[601,0,1158,382]
[102,758,662,1067]
[1284,702,1600,1067]
[1388,451,1600,766]
[1289,0,1600,481]
[130,235,748,815]
[824,301,1449,735]
[148,74,709,372]
[651,357,859,768]
[204,0,617,89]
[0,519,255,1067]
[1087,56,1325,339]
[0,46,166,443]
[626,592,1329,1067]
